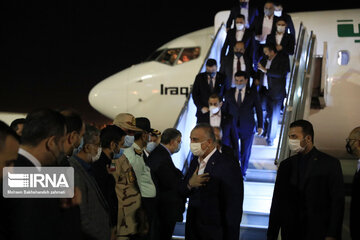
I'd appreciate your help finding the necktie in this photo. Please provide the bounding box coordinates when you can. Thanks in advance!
[209,78,214,92]
[237,89,242,106]
[237,58,241,72]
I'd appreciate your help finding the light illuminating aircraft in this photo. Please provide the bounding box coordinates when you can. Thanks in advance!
[89,9,360,161]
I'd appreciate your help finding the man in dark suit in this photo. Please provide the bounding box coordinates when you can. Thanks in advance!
[92,125,126,236]
[69,125,111,240]
[266,17,295,56]
[346,126,360,240]
[222,71,263,178]
[226,0,259,30]
[192,58,226,123]
[221,41,254,90]
[267,120,345,240]
[251,1,278,66]
[181,123,243,240]
[4,109,70,240]
[258,43,290,146]
[147,128,185,240]
[221,14,253,65]
[274,2,295,37]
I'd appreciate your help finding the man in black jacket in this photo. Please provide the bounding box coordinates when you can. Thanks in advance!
[266,17,295,56]
[346,126,360,240]
[192,58,226,123]
[267,120,345,240]
[258,43,289,146]
[147,128,185,240]
[226,0,259,30]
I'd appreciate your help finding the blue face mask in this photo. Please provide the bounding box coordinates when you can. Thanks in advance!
[235,83,246,90]
[123,135,135,148]
[113,148,125,159]
[146,142,157,153]
[240,2,247,7]
[207,72,216,78]
[174,142,181,153]
[72,137,84,155]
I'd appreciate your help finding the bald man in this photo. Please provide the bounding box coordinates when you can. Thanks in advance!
[346,127,360,240]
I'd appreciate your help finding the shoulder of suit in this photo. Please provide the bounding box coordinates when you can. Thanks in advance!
[313,148,339,163]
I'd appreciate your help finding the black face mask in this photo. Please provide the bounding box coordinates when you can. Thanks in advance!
[346,142,353,155]
[235,52,243,58]
[207,72,216,78]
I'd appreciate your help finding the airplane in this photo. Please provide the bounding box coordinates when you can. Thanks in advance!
[88,8,360,161]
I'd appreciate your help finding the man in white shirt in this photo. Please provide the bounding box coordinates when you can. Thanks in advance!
[182,123,243,240]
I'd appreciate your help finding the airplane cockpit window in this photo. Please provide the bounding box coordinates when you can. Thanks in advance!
[337,50,350,65]
[157,48,182,65]
[146,50,164,61]
[176,47,201,65]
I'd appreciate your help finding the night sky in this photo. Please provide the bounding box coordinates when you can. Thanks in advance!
[1,0,359,125]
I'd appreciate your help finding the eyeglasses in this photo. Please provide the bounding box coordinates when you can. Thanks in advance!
[346,138,358,143]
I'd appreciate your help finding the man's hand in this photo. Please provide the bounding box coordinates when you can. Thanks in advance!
[201,107,209,114]
[257,128,263,135]
[188,166,210,189]
[258,63,267,73]
[276,44,283,51]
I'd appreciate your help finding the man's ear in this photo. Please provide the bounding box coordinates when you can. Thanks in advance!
[46,136,57,151]
[219,102,223,108]
[110,141,116,151]
[305,135,312,144]
[83,143,91,153]
[69,132,77,145]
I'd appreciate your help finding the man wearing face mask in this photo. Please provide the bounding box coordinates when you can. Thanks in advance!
[192,58,226,123]
[252,0,278,66]
[345,127,360,240]
[273,2,295,37]
[268,120,345,240]
[113,113,142,158]
[258,43,290,146]
[69,125,112,240]
[221,41,254,89]
[226,0,259,31]
[222,71,263,178]
[7,109,69,240]
[181,123,243,240]
[266,17,295,56]
[221,14,253,65]
[147,128,185,240]
[92,125,126,236]
[143,128,161,164]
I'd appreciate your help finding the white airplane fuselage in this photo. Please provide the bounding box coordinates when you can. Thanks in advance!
[89,9,360,159]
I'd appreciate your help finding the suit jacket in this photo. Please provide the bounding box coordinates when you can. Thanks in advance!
[252,13,278,36]
[281,12,296,37]
[92,151,118,227]
[226,4,259,29]
[259,53,290,100]
[69,156,111,240]
[220,28,253,63]
[350,169,360,240]
[220,52,254,90]
[5,155,62,240]
[147,144,185,222]
[222,87,263,136]
[180,150,243,240]
[266,32,295,56]
[267,147,345,240]
[192,72,226,118]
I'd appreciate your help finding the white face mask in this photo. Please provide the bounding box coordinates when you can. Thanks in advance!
[274,10,282,17]
[146,141,157,153]
[288,139,305,153]
[236,23,245,31]
[209,106,220,115]
[190,141,207,157]
[277,25,285,33]
[92,147,102,162]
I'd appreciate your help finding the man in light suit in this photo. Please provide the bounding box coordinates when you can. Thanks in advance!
[346,126,360,240]
[181,123,243,240]
[69,125,111,240]
[192,59,226,123]
[147,128,185,240]
[222,71,263,178]
[258,43,290,146]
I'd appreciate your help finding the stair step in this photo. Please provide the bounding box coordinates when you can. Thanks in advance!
[245,169,277,183]
[243,181,274,214]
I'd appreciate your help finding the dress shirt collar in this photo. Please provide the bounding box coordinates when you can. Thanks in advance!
[18,148,41,170]
[160,143,172,156]
[198,147,217,165]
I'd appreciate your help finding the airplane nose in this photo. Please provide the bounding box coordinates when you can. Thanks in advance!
[88,69,130,119]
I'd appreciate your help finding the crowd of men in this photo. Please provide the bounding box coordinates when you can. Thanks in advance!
[0,1,359,240]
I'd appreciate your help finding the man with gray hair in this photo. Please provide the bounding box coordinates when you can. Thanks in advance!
[181,123,244,240]
[68,125,111,240]
[147,128,185,240]
[346,126,360,240]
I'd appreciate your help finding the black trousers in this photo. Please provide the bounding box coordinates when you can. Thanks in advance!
[141,197,157,240]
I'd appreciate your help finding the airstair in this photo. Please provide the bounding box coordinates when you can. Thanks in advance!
[171,13,318,239]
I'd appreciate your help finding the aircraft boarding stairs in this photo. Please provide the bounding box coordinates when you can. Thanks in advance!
[171,22,318,239]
